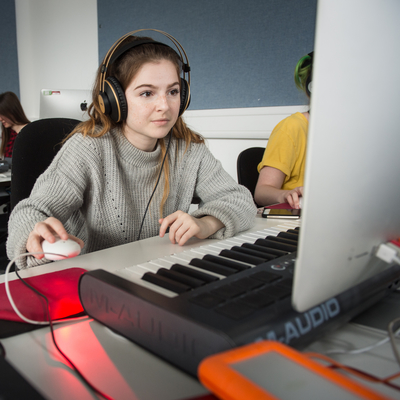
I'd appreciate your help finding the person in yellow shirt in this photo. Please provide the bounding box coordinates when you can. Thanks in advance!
[254,52,313,209]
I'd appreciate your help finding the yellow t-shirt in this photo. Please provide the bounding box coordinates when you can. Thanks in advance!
[257,112,308,190]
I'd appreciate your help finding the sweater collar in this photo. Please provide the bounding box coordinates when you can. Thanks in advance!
[111,128,162,168]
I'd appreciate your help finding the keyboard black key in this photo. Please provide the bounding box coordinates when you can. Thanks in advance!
[287,229,299,235]
[219,249,266,265]
[203,254,250,271]
[230,246,276,261]
[158,268,205,288]
[171,264,218,283]
[142,272,190,294]
[278,232,299,242]
[266,235,297,246]
[189,258,237,276]
[247,242,288,257]
[241,243,279,259]
[255,238,297,253]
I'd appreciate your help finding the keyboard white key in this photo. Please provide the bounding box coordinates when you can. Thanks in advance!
[114,223,300,297]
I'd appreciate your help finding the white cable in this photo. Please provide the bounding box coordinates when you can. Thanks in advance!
[325,242,400,358]
[4,252,88,325]
[325,337,390,355]
[325,327,400,356]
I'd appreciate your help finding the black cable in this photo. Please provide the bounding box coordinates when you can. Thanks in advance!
[329,364,400,391]
[136,129,172,241]
[0,341,5,358]
[307,352,400,392]
[14,266,114,400]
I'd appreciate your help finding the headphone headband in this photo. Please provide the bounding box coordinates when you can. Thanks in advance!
[107,40,166,66]
[99,29,191,93]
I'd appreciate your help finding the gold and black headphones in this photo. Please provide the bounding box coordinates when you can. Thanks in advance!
[98,29,191,123]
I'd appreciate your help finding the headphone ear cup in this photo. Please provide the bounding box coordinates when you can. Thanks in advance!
[179,78,190,116]
[102,76,128,122]
[305,75,312,97]
[307,81,312,95]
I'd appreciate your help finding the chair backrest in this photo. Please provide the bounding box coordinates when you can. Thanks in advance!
[10,118,81,211]
[237,147,265,206]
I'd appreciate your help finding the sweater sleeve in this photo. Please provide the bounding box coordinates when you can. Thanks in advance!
[6,134,90,269]
[190,145,257,239]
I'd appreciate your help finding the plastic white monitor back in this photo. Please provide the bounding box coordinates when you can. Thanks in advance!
[292,0,400,312]
[39,89,92,121]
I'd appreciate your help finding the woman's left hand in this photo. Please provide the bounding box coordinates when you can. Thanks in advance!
[159,211,224,246]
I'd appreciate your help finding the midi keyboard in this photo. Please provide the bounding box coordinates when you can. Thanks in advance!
[79,221,400,376]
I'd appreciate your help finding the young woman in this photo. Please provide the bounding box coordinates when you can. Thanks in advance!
[0,91,30,158]
[254,52,313,209]
[7,32,256,269]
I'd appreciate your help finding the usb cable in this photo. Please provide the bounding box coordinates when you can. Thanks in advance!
[375,240,400,265]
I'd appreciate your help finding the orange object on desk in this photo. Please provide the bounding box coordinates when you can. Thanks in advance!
[198,341,391,400]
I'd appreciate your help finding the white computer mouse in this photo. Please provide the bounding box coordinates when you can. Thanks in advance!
[42,236,81,261]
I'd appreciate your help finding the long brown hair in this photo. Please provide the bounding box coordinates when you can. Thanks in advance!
[0,92,30,157]
[67,36,204,216]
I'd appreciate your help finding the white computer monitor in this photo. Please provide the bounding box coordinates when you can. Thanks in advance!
[39,89,92,121]
[292,0,400,312]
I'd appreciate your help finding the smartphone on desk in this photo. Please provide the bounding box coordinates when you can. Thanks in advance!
[262,207,301,219]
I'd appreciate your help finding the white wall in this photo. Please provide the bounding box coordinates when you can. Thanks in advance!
[15,0,98,121]
[184,106,307,180]
[14,1,307,182]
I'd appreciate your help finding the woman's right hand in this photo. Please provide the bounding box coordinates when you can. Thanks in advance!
[26,217,84,259]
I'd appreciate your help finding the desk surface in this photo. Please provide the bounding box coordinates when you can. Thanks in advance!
[1,216,400,400]
[0,170,11,187]
[0,169,11,180]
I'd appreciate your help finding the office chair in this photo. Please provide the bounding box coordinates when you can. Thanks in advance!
[10,118,81,211]
[0,191,10,272]
[236,147,265,207]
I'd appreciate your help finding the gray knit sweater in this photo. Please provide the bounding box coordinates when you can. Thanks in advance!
[7,129,256,268]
